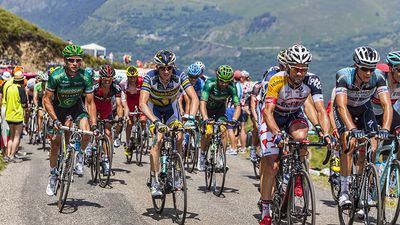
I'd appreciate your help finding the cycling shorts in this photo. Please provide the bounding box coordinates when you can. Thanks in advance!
[260,109,308,156]
[207,107,228,122]
[54,102,88,125]
[149,101,180,126]
[333,101,378,135]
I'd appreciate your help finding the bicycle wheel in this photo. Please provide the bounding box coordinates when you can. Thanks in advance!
[382,159,400,225]
[90,143,99,183]
[126,134,134,164]
[253,158,260,179]
[287,170,316,225]
[28,114,36,144]
[363,164,381,225]
[136,124,144,166]
[329,159,340,203]
[204,148,213,191]
[172,152,187,225]
[213,142,227,196]
[54,136,66,196]
[151,177,166,214]
[185,132,197,173]
[57,149,74,212]
[98,136,112,187]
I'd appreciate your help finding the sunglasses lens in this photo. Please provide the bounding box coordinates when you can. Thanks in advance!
[67,58,82,63]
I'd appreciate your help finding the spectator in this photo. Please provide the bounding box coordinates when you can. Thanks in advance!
[237,70,253,154]
[226,70,243,155]
[0,71,11,156]
[1,70,27,163]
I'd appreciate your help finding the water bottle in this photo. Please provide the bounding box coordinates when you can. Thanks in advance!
[161,154,168,173]
[75,141,81,153]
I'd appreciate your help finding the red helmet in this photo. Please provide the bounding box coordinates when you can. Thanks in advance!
[99,65,115,78]
[376,63,390,73]
[234,70,241,80]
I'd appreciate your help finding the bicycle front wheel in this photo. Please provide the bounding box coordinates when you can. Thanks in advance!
[382,159,400,225]
[213,142,227,197]
[172,152,187,225]
[136,124,144,166]
[185,132,197,173]
[57,149,74,212]
[287,170,316,225]
[99,136,112,187]
[362,164,381,225]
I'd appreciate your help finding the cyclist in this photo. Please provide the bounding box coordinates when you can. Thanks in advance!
[372,51,400,154]
[334,46,392,211]
[199,65,241,170]
[139,50,199,196]
[25,76,36,135]
[33,71,48,143]
[93,65,123,175]
[43,44,97,196]
[179,63,204,116]
[123,65,147,156]
[259,44,331,224]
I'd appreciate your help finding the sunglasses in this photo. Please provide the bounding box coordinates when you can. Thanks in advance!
[289,65,308,73]
[358,66,375,73]
[102,77,113,81]
[66,58,82,63]
[393,66,400,72]
[158,66,173,71]
[188,75,198,79]
[218,79,231,84]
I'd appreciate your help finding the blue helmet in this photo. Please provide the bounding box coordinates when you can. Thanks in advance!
[386,51,400,66]
[187,64,202,77]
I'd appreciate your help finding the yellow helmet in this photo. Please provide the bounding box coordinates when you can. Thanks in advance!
[126,66,139,77]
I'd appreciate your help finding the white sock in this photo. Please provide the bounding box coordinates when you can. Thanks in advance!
[340,175,349,193]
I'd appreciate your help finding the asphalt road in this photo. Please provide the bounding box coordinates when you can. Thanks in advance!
[0,136,370,225]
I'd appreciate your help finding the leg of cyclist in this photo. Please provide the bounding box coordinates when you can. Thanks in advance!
[125,118,133,155]
[37,108,43,142]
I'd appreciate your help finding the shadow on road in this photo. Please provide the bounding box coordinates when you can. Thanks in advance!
[320,199,337,208]
[112,168,131,174]
[48,198,103,214]
[142,207,200,223]
[244,174,259,180]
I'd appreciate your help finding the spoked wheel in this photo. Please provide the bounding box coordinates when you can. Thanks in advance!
[90,143,100,182]
[54,138,65,196]
[126,139,134,164]
[362,164,381,225]
[42,118,49,151]
[136,125,144,166]
[171,152,187,225]
[252,157,260,179]
[213,142,227,197]
[57,150,74,212]
[287,171,316,225]
[98,137,112,187]
[184,132,197,173]
[204,149,213,191]
[272,192,283,224]
[28,115,36,144]
[382,160,400,225]
[151,175,166,214]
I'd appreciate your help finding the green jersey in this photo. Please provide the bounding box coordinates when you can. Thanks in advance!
[34,82,46,99]
[201,78,240,110]
[47,67,93,108]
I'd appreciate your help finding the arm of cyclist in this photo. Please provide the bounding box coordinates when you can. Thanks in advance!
[328,100,339,138]
[313,99,331,142]
[85,92,97,127]
[378,91,393,131]
[33,88,38,108]
[183,86,199,116]
[115,96,124,120]
[200,100,208,120]
[139,90,158,123]
[43,90,57,122]
[250,95,258,129]
[303,95,319,127]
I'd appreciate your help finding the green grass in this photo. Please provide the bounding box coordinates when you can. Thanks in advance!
[0,155,6,173]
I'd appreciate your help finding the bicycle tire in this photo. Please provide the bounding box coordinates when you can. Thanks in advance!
[329,159,340,203]
[185,132,197,173]
[29,114,36,144]
[126,134,135,164]
[98,136,112,187]
[381,159,400,225]
[253,159,260,179]
[136,124,144,166]
[204,149,213,191]
[363,163,381,225]
[287,170,316,225]
[171,152,187,225]
[57,148,74,212]
[91,143,100,183]
[54,135,66,196]
[213,142,227,197]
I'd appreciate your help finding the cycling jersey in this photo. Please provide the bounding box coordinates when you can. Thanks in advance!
[201,78,240,111]
[335,67,388,107]
[47,67,94,108]
[142,69,190,107]
[34,82,46,107]
[94,83,121,120]
[192,78,205,98]
[371,72,400,115]
[265,71,323,116]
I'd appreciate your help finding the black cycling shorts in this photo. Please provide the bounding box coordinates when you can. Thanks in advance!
[54,102,88,125]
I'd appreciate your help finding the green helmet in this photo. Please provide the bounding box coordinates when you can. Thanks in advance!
[216,65,234,81]
[62,44,83,58]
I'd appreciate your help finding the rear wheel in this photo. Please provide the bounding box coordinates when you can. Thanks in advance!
[185,132,197,173]
[57,149,74,212]
[98,137,112,187]
[172,152,187,225]
[287,171,316,225]
[382,159,400,225]
[204,148,213,191]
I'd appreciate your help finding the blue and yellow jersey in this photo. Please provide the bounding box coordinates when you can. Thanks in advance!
[142,68,191,107]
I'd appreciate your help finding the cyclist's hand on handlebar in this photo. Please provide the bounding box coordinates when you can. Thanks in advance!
[378,128,390,140]
[315,124,323,137]
[273,132,284,146]
[91,125,100,137]
[228,119,239,127]
[350,128,365,139]
[53,119,62,131]
[332,128,339,139]
[154,120,168,133]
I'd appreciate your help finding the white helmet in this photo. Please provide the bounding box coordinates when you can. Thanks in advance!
[194,61,205,72]
[277,49,288,65]
[353,46,380,67]
[286,44,312,65]
[37,71,48,81]
[27,78,36,90]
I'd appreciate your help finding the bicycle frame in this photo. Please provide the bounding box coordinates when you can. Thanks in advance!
[376,139,400,199]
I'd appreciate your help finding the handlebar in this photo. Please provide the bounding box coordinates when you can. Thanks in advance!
[59,125,94,136]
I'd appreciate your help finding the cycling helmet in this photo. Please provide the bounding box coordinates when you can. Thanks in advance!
[286,44,312,65]
[194,61,205,72]
[99,65,115,78]
[216,65,234,82]
[154,50,176,66]
[93,71,101,83]
[113,73,124,84]
[241,70,250,77]
[353,46,380,67]
[62,44,83,58]
[187,64,202,77]
[37,71,48,81]
[126,66,139,77]
[277,49,288,65]
[27,78,36,90]
[386,51,400,66]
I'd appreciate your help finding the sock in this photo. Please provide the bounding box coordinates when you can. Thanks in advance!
[261,200,272,219]
[50,167,57,175]
[340,175,349,193]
